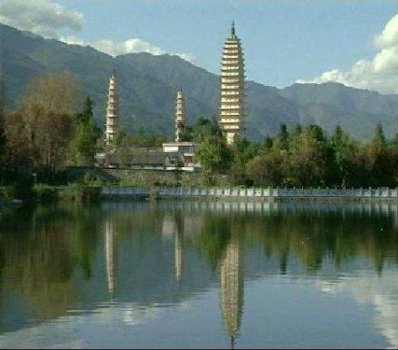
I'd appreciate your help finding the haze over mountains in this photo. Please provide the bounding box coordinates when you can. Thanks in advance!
[2,23,398,140]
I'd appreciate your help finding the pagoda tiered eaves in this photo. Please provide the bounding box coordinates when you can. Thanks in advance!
[105,71,118,145]
[219,22,245,144]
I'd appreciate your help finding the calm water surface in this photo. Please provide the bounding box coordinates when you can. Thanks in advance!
[0,200,397,348]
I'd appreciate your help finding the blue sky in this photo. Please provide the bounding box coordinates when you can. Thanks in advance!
[1,0,398,93]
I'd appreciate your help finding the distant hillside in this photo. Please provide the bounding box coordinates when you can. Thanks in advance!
[1,23,398,140]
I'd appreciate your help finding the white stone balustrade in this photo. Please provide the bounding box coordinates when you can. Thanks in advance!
[100,186,398,201]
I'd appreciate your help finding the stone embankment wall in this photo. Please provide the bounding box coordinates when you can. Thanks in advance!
[101,187,398,201]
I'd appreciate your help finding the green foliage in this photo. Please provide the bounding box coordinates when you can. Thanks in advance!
[196,134,232,175]
[69,97,98,166]
[330,126,357,187]
[113,127,127,148]
[4,72,77,175]
[57,184,101,203]
[33,184,58,202]
[179,125,194,142]
[4,177,34,200]
[288,125,334,187]
[247,149,288,186]
[193,215,233,271]
[230,137,260,185]
[372,122,386,148]
[275,123,289,150]
[0,103,6,182]
[244,123,398,188]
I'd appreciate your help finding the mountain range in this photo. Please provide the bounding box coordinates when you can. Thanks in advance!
[1,23,398,140]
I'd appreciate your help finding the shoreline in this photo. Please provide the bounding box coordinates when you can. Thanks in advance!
[100,186,398,202]
[4,186,398,206]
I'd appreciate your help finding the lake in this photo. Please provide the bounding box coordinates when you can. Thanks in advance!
[0,200,397,348]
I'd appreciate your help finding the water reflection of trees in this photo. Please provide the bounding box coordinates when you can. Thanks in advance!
[0,205,100,326]
[191,208,398,274]
[243,211,398,273]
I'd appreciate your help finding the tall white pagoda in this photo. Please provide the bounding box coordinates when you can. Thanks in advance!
[219,22,245,144]
[105,71,118,145]
[175,91,185,142]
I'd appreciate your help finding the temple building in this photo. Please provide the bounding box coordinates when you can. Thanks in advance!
[161,90,199,171]
[105,71,118,145]
[219,22,246,144]
[220,239,244,347]
[175,91,185,143]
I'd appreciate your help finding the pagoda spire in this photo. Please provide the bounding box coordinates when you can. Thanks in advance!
[231,21,235,36]
[175,91,185,142]
[105,71,118,145]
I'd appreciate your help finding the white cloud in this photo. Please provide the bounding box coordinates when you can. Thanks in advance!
[91,38,195,62]
[59,35,86,46]
[317,270,398,348]
[298,14,398,94]
[93,38,165,56]
[375,14,398,49]
[0,0,83,38]
[59,37,195,62]
[176,52,196,63]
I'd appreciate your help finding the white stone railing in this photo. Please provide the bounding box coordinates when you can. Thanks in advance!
[100,187,398,200]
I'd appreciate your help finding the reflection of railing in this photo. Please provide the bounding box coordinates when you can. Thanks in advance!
[101,186,398,200]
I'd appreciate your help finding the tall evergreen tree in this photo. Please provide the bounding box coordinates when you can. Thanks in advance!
[331,125,357,187]
[69,97,98,166]
[372,122,386,148]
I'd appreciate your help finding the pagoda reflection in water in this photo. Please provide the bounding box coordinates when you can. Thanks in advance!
[105,218,116,297]
[174,229,183,282]
[220,239,244,348]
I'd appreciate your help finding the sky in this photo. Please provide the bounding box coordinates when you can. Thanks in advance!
[1,0,398,94]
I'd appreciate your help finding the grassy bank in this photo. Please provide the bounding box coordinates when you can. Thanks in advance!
[0,184,102,204]
[0,167,232,205]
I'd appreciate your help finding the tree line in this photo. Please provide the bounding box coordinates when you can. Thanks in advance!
[185,117,398,188]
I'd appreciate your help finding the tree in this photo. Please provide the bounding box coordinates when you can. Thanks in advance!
[196,134,232,176]
[330,125,357,187]
[113,126,127,148]
[275,123,289,150]
[193,116,221,140]
[247,149,287,186]
[366,123,394,187]
[6,72,78,174]
[372,122,386,148]
[289,125,334,187]
[21,71,78,114]
[179,125,194,142]
[69,97,98,166]
[0,103,6,180]
[230,137,260,185]
[3,110,32,174]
